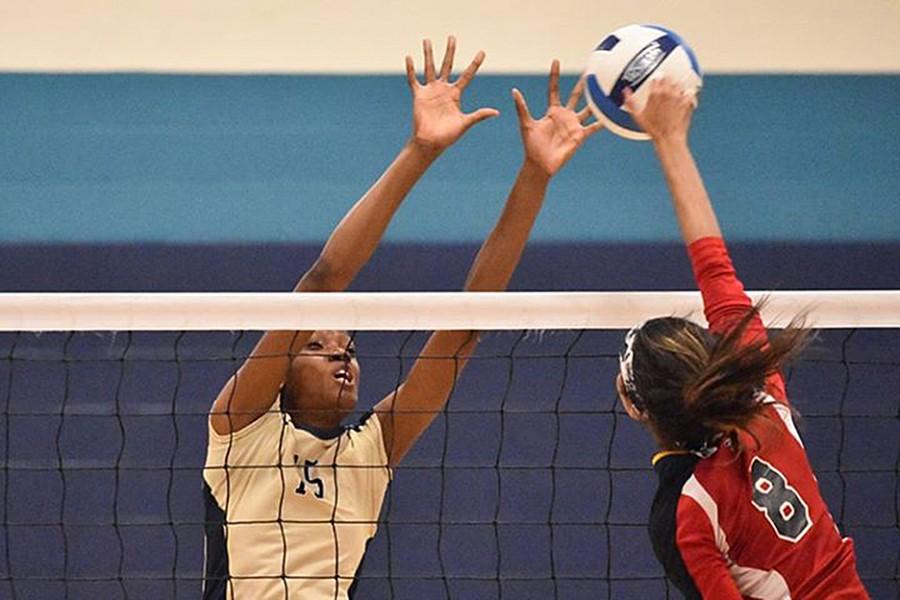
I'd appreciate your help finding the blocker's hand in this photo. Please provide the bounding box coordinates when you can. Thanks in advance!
[624,77,697,144]
[407,36,500,154]
[513,60,602,178]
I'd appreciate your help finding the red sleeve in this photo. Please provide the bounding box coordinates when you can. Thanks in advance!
[676,496,744,600]
[687,236,786,402]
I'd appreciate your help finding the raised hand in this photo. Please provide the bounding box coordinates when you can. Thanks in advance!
[513,60,602,178]
[624,78,697,144]
[406,36,500,154]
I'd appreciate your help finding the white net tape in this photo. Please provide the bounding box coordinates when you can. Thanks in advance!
[0,291,899,331]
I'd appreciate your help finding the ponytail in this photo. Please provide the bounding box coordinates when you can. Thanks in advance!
[628,305,811,452]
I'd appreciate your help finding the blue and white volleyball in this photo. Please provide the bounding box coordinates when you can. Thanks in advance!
[584,24,702,140]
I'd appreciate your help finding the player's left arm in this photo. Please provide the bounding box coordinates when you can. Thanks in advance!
[675,496,744,600]
[374,62,602,466]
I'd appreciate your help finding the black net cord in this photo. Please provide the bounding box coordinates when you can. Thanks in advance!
[275,362,291,600]
[492,330,527,599]
[384,330,414,600]
[113,332,133,599]
[221,329,247,600]
[435,333,451,600]
[167,332,186,598]
[436,330,477,600]
[328,434,345,600]
[57,332,75,599]
[895,435,900,586]
[836,329,856,530]
[3,332,20,600]
[603,364,618,600]
[547,330,584,599]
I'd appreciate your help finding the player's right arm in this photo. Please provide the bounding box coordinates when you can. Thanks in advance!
[210,37,499,435]
[626,79,786,399]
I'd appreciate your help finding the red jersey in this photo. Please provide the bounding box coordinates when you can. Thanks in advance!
[648,236,868,600]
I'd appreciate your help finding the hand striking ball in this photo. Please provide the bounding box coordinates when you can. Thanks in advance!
[584,24,702,140]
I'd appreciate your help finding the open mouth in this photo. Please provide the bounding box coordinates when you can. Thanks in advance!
[333,368,355,386]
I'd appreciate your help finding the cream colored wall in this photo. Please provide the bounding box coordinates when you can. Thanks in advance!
[2,0,899,73]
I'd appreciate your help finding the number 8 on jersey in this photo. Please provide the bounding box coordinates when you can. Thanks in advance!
[750,457,813,542]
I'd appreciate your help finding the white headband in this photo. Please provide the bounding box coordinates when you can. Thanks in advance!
[618,323,644,409]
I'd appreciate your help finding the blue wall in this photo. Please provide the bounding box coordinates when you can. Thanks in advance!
[0,74,898,599]
[2,74,899,244]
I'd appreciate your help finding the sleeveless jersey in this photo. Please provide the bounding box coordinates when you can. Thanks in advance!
[203,404,391,600]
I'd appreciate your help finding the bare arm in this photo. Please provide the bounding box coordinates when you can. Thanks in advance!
[211,37,499,435]
[625,80,721,243]
[654,140,722,243]
[628,80,777,385]
[375,63,603,465]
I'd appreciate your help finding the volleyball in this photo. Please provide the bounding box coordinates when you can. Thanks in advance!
[584,24,702,140]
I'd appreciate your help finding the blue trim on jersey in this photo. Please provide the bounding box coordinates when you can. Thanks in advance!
[291,420,346,439]
[643,24,702,76]
[290,409,375,440]
[587,74,641,133]
[202,481,229,600]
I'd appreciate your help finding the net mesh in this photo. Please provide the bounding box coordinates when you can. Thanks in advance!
[0,295,897,599]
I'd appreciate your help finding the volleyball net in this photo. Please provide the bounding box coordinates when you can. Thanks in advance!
[0,292,897,599]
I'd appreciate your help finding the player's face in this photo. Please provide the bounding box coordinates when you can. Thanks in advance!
[286,330,360,416]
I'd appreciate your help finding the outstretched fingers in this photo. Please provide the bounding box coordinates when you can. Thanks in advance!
[576,102,603,137]
[583,120,604,137]
[405,55,419,88]
[455,49,486,90]
[577,106,592,122]
[547,59,561,106]
[566,76,585,110]
[512,88,532,125]
[423,39,437,82]
[463,107,501,131]
[439,36,456,80]
[622,86,639,114]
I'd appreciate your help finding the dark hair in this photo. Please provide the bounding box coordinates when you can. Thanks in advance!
[628,306,811,451]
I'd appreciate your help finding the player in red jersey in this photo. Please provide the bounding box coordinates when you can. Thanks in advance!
[614,79,869,599]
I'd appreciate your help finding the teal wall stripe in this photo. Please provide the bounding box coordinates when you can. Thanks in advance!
[1,74,898,243]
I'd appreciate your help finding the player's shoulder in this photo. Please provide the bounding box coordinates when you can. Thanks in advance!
[653,451,701,484]
[345,410,379,440]
[207,400,285,451]
[750,395,804,450]
[767,401,801,438]
[670,441,756,516]
[339,411,387,461]
[651,451,702,526]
